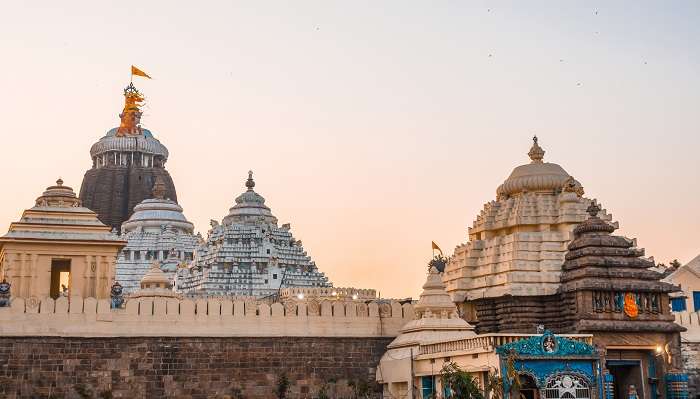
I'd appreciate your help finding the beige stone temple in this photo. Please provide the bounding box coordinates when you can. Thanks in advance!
[443,137,613,310]
[0,179,126,300]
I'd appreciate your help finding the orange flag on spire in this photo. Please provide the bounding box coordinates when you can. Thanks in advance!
[431,241,443,256]
[131,65,151,79]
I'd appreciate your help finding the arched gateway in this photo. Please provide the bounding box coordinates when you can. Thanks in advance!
[497,331,601,399]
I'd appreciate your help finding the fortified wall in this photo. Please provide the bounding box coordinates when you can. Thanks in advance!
[674,311,700,398]
[0,297,413,398]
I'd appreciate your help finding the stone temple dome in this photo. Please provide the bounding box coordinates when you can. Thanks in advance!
[116,177,198,293]
[444,137,613,304]
[121,178,194,234]
[496,136,583,198]
[222,171,278,225]
[177,171,332,298]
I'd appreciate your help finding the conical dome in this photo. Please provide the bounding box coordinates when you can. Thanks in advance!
[121,178,194,234]
[387,267,474,349]
[496,136,583,198]
[222,171,278,225]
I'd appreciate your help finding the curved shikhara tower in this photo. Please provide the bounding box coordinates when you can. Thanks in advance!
[176,171,332,298]
[79,83,178,232]
[443,138,614,324]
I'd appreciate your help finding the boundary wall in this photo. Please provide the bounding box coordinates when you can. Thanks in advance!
[0,296,414,337]
[674,311,700,398]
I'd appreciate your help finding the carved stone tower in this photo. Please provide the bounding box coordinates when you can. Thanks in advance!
[79,83,178,231]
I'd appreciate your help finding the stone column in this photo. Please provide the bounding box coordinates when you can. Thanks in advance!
[83,255,91,298]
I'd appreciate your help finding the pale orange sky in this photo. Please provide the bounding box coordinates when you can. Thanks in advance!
[1,2,699,298]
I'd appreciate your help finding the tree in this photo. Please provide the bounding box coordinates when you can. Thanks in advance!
[440,362,484,399]
[276,373,290,399]
[484,371,504,399]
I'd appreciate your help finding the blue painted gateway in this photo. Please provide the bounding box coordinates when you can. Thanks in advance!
[497,331,603,399]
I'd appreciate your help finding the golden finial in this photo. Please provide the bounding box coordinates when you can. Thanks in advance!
[245,170,255,191]
[116,83,145,136]
[528,135,545,163]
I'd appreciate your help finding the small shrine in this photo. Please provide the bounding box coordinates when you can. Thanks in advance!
[0,179,126,300]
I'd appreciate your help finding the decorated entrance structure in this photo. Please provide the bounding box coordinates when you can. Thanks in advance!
[497,332,601,399]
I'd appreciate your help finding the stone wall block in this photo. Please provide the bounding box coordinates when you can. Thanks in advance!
[391,301,402,318]
[195,299,208,317]
[333,302,345,317]
[55,297,69,314]
[166,298,180,316]
[402,303,414,320]
[296,303,308,317]
[345,302,357,318]
[271,303,284,317]
[368,302,379,317]
[83,297,98,317]
[69,296,83,314]
[153,298,167,317]
[244,301,256,317]
[220,300,233,317]
[234,300,245,317]
[139,298,153,317]
[96,299,111,321]
[258,303,271,317]
[0,336,392,398]
[207,299,221,318]
[180,299,195,320]
[40,297,55,314]
[321,301,333,317]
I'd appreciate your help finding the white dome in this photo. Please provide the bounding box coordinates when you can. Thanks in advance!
[122,198,194,233]
[496,137,583,198]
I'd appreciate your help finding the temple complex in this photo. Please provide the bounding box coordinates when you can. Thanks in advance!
[115,177,198,293]
[444,137,612,326]
[176,171,332,298]
[79,83,178,232]
[0,179,125,300]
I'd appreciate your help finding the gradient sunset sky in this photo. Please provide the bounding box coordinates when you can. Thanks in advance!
[1,2,698,298]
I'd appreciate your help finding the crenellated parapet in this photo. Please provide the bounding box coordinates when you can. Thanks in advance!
[0,295,413,337]
[279,286,377,301]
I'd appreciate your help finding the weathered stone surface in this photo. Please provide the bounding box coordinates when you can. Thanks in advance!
[0,336,390,399]
[80,166,177,232]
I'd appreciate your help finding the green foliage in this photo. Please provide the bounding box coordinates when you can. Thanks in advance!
[316,382,330,399]
[73,384,92,399]
[484,372,504,399]
[276,373,290,399]
[428,255,449,273]
[440,362,484,399]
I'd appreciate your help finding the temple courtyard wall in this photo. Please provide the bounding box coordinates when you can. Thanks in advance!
[0,296,410,398]
[0,336,392,399]
[674,311,700,398]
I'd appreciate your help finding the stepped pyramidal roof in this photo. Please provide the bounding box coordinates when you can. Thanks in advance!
[176,171,332,298]
[444,137,613,302]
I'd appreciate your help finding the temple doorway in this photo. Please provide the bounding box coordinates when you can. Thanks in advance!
[607,360,644,399]
[520,374,540,399]
[50,259,71,299]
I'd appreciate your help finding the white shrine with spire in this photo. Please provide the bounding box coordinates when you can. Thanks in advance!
[176,171,332,298]
[115,177,199,293]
